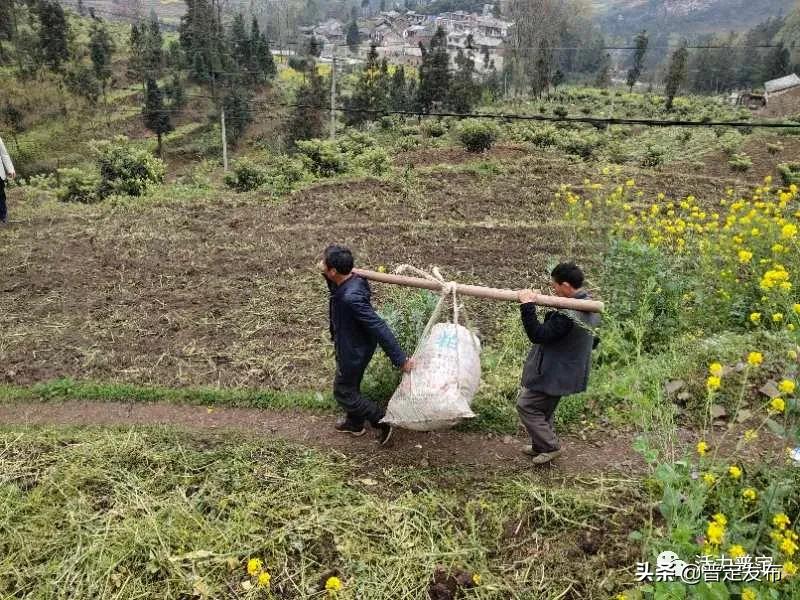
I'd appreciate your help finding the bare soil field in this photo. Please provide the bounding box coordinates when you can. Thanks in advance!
[0,150,780,391]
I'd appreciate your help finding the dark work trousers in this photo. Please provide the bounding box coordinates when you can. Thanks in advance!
[516,387,562,453]
[0,177,6,223]
[333,364,384,428]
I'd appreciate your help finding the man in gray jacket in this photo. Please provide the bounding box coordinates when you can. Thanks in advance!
[517,263,600,465]
[0,135,16,225]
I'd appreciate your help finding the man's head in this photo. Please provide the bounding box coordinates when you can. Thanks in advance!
[550,263,584,298]
[323,244,354,284]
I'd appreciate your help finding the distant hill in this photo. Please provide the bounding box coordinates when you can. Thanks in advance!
[594,0,796,37]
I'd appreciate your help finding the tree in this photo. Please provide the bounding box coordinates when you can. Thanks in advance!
[389,64,409,110]
[128,22,146,83]
[594,53,611,88]
[448,48,479,113]
[143,78,173,156]
[65,64,101,106]
[144,10,164,79]
[765,42,791,80]
[35,0,69,72]
[230,12,250,73]
[416,27,450,112]
[222,87,252,145]
[164,73,186,109]
[286,67,327,145]
[308,35,322,58]
[344,44,390,124]
[180,0,225,86]
[346,19,360,54]
[250,17,276,83]
[1,101,25,151]
[552,69,564,90]
[89,21,115,98]
[532,38,553,97]
[626,30,648,92]
[664,40,689,111]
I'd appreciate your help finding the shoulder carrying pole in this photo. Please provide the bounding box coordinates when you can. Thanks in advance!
[352,268,604,313]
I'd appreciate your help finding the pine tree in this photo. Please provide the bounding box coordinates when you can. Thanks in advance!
[346,20,360,54]
[250,17,276,82]
[164,73,186,109]
[664,40,689,111]
[626,30,648,92]
[416,27,450,113]
[145,10,164,79]
[180,0,224,85]
[765,43,791,80]
[35,0,69,72]
[222,86,252,145]
[532,39,552,97]
[344,44,390,124]
[287,68,327,145]
[390,64,408,110]
[308,35,322,58]
[89,21,114,98]
[143,78,173,156]
[230,12,250,73]
[128,22,145,82]
[448,48,479,113]
[594,53,611,88]
[65,63,101,105]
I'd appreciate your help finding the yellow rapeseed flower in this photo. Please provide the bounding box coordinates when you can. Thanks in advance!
[728,544,746,559]
[789,324,796,332]
[742,488,758,502]
[709,362,724,376]
[707,375,721,391]
[741,588,757,600]
[783,560,797,576]
[747,352,763,366]
[773,313,784,323]
[778,379,796,395]
[247,558,263,577]
[750,312,762,324]
[781,536,798,556]
[257,572,271,587]
[782,223,798,239]
[713,513,728,526]
[472,573,481,585]
[325,576,343,592]
[626,179,635,187]
[728,465,742,479]
[703,473,716,486]
[707,520,725,545]
[744,429,758,442]
[697,440,709,456]
[738,249,753,263]
[789,350,798,360]
[794,303,800,315]
[770,397,786,413]
[774,513,791,530]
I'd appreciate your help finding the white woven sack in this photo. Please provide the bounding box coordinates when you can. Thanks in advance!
[383,322,480,431]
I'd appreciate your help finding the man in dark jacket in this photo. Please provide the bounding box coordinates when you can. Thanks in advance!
[517,263,600,465]
[322,245,414,445]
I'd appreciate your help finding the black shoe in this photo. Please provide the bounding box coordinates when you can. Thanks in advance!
[376,423,393,446]
[335,420,366,436]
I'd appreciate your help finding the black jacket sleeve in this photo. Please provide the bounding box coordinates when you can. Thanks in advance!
[347,293,408,367]
[324,275,336,341]
[520,302,574,344]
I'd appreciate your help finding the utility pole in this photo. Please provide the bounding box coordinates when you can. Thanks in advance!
[330,46,337,141]
[221,108,228,172]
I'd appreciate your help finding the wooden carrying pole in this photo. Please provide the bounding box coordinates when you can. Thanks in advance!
[352,268,604,313]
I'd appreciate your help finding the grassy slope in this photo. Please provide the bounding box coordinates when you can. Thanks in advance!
[0,426,644,599]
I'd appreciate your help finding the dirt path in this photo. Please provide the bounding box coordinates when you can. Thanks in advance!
[0,400,649,475]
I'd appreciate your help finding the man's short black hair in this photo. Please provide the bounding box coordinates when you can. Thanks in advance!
[324,244,354,275]
[551,262,584,289]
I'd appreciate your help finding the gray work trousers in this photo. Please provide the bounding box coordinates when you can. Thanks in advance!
[516,387,562,453]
